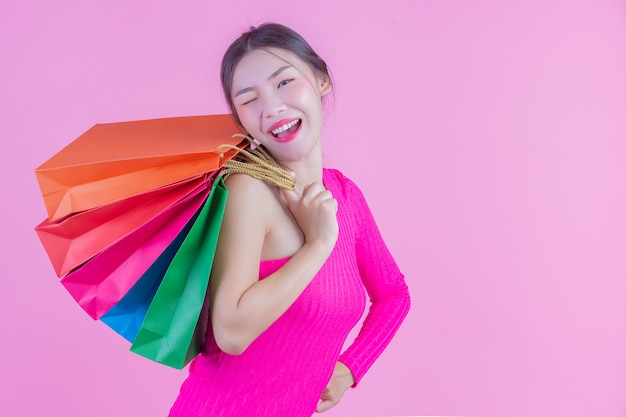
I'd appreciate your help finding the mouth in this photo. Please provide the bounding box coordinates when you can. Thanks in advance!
[269,118,302,140]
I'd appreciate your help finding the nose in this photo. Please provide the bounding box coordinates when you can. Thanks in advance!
[261,92,286,118]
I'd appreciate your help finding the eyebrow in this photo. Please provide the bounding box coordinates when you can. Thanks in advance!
[234,65,292,97]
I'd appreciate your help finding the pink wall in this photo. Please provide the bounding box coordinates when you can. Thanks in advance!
[2,0,625,416]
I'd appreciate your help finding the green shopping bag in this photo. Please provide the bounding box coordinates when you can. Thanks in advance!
[130,177,228,369]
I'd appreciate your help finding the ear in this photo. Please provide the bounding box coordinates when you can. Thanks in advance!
[319,77,332,97]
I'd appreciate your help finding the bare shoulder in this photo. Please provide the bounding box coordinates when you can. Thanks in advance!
[222,174,280,240]
[222,173,280,225]
[223,172,268,193]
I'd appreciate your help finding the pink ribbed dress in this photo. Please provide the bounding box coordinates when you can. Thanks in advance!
[168,168,410,417]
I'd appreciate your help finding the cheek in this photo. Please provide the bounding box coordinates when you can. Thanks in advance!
[235,106,259,133]
[288,86,324,126]
[287,83,317,108]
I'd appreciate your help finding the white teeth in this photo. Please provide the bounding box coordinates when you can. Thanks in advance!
[271,119,300,135]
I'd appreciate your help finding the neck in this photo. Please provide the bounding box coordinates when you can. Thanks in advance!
[277,141,324,194]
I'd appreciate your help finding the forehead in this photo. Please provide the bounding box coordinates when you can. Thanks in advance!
[231,48,315,89]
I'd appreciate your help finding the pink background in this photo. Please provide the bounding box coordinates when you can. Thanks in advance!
[2,1,625,416]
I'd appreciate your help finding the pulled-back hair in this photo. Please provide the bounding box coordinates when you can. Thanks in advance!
[221,23,331,128]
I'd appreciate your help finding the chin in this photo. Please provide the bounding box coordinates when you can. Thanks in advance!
[275,151,309,164]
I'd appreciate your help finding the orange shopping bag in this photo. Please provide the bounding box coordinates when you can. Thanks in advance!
[35,114,244,221]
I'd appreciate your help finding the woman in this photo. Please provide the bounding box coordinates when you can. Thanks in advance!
[168,23,410,417]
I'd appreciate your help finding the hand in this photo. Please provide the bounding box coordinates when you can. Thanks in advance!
[281,182,338,251]
[316,361,355,413]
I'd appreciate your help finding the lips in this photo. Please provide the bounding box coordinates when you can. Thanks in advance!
[267,118,302,143]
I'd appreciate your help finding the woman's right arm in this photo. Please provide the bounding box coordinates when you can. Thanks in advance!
[209,174,337,355]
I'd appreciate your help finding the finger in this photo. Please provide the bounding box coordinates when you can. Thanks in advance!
[289,171,304,196]
[302,182,326,198]
[316,399,335,413]
[313,189,334,202]
[315,192,338,213]
[280,187,300,207]
[327,198,338,214]
[293,181,304,196]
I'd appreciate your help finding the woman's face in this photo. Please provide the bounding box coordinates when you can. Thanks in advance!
[230,48,331,164]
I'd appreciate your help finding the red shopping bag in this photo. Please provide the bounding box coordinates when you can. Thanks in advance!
[36,176,205,277]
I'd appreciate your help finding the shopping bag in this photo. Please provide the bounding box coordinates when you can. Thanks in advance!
[60,179,210,319]
[36,176,204,277]
[100,213,199,342]
[35,114,243,221]
[130,177,228,369]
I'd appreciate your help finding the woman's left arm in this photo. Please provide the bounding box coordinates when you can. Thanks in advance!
[337,178,411,387]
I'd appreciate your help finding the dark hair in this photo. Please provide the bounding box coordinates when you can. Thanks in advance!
[220,23,332,128]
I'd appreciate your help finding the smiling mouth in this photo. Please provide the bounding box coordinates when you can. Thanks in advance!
[271,119,301,138]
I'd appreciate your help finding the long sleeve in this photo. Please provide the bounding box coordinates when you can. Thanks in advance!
[337,175,411,386]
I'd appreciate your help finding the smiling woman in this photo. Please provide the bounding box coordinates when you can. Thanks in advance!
[167,23,410,417]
